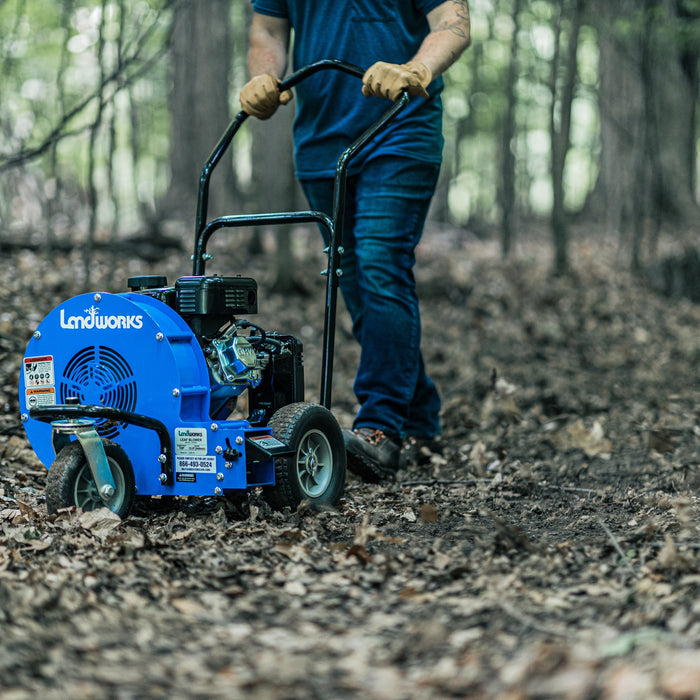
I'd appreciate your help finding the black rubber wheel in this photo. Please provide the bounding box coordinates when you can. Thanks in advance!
[45,439,136,518]
[264,402,346,510]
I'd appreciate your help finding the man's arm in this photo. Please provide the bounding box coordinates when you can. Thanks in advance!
[241,13,292,119]
[247,12,290,79]
[413,0,471,78]
[362,1,471,101]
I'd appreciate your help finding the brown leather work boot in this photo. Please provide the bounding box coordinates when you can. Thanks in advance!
[343,428,401,483]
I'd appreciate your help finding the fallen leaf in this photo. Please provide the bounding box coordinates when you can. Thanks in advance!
[78,507,122,538]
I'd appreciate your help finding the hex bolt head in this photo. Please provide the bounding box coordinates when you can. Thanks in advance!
[225,461,233,470]
[215,446,223,455]
[94,293,102,303]
[172,388,180,397]
[156,332,164,342]
[235,436,243,445]
[158,473,168,484]
[158,454,167,464]
[216,473,224,481]
[214,487,222,496]
[33,331,41,340]
[211,423,219,432]
[100,484,115,499]
[21,413,28,422]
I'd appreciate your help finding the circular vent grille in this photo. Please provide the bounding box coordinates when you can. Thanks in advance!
[59,346,138,439]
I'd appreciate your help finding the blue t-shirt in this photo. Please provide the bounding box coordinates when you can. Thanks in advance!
[252,0,445,179]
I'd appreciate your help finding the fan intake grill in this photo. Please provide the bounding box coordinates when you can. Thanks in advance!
[59,346,138,439]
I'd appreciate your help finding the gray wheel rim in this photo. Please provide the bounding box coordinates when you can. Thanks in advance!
[73,456,127,513]
[296,428,333,498]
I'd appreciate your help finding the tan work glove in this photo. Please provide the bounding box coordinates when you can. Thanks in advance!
[362,61,432,101]
[240,74,293,120]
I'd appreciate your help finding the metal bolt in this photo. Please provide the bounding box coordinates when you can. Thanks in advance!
[225,461,233,470]
[336,268,343,277]
[156,332,164,342]
[214,487,222,496]
[338,246,345,254]
[203,253,212,261]
[211,423,219,432]
[94,293,101,303]
[100,484,115,499]
[158,454,167,464]
[235,436,243,445]
[216,473,224,481]
[172,388,180,397]
[33,331,41,340]
[158,473,168,484]
[21,413,28,422]
[215,446,223,455]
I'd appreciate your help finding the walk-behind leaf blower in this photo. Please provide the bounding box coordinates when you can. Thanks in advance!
[18,61,409,517]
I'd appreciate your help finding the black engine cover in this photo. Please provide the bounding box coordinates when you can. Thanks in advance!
[175,276,258,336]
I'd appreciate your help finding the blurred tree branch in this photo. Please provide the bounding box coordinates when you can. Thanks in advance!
[0,0,178,173]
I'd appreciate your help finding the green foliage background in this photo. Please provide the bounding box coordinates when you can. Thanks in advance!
[0,0,697,243]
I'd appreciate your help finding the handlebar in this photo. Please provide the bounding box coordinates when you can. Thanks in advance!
[191,60,410,410]
[193,59,408,267]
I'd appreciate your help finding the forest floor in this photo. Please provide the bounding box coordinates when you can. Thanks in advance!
[0,225,699,699]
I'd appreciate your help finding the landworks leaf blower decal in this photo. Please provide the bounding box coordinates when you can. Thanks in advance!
[174,427,216,481]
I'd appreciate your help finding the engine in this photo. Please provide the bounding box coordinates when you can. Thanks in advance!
[127,274,304,424]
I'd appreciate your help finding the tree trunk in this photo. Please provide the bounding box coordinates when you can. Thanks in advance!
[249,102,300,293]
[162,0,234,235]
[500,0,522,259]
[587,0,699,252]
[550,0,583,276]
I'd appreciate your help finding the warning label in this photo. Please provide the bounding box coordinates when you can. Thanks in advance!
[25,387,56,409]
[24,356,55,388]
[249,435,287,450]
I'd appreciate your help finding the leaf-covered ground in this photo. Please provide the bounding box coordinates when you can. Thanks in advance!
[0,228,699,699]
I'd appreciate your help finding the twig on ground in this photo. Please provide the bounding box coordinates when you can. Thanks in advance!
[497,600,570,638]
[400,478,479,487]
[597,515,640,578]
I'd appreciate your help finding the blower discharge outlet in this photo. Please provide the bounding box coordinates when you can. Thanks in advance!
[18,60,411,517]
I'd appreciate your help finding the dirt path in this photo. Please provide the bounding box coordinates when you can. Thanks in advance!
[0,230,698,698]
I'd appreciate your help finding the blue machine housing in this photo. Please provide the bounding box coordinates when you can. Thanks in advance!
[19,291,275,497]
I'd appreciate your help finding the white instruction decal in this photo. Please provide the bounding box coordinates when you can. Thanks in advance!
[24,356,55,388]
[176,456,216,474]
[175,427,207,455]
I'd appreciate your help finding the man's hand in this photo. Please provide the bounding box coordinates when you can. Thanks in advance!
[362,61,432,101]
[240,74,293,119]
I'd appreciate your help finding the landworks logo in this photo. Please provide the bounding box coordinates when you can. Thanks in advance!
[60,305,143,330]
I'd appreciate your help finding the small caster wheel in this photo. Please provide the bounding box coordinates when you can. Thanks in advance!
[45,439,136,518]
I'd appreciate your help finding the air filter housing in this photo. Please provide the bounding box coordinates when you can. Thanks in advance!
[176,275,257,337]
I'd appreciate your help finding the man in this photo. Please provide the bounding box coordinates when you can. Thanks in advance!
[241,1,471,482]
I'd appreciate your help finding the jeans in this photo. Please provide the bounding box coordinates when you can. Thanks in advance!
[301,156,441,439]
